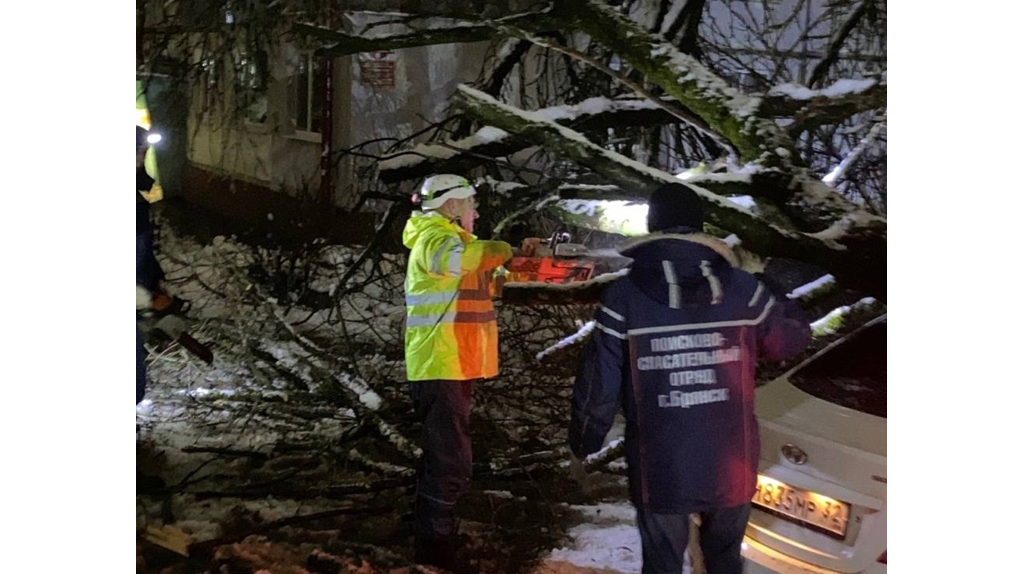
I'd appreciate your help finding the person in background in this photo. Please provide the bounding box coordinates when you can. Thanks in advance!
[568,183,811,574]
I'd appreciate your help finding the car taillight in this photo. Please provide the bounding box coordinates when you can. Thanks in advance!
[877,550,887,564]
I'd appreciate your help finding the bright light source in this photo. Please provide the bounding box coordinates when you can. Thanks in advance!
[598,200,649,236]
[146,133,163,145]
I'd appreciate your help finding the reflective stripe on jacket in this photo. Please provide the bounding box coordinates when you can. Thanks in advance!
[569,231,811,511]
[403,211,512,381]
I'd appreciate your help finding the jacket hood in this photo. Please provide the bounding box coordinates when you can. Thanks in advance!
[402,211,471,249]
[618,229,739,307]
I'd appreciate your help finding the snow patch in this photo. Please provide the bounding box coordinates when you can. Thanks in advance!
[559,184,622,193]
[584,438,624,466]
[536,320,596,360]
[768,78,877,101]
[379,126,511,171]
[544,502,641,573]
[531,97,658,123]
[811,298,877,335]
[473,125,509,144]
[788,274,835,299]
[547,523,642,573]
[482,175,528,196]
[727,195,758,210]
[809,210,882,243]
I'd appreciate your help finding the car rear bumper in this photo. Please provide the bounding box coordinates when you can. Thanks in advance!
[742,536,886,574]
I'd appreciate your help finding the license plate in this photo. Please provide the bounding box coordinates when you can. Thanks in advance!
[752,475,851,538]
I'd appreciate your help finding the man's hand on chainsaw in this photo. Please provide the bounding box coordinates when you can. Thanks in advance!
[517,237,545,257]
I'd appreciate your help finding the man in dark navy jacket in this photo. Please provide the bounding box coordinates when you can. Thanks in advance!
[569,183,811,574]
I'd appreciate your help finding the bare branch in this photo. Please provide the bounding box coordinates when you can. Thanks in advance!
[297,10,553,57]
[807,1,871,88]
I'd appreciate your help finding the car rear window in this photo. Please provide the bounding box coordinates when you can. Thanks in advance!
[789,319,886,418]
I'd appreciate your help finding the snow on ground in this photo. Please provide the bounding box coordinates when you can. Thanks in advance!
[139,213,656,572]
[536,501,700,574]
[140,210,881,573]
[542,503,642,573]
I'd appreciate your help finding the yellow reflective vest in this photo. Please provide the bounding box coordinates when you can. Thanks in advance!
[403,211,513,381]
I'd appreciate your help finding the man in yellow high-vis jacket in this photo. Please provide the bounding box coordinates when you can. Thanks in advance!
[403,174,513,569]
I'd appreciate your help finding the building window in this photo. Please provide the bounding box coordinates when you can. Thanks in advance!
[288,53,326,135]
[237,53,268,124]
[199,58,221,113]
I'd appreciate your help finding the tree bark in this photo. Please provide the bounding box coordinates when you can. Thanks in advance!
[548,0,792,168]
[456,85,886,299]
[759,80,886,136]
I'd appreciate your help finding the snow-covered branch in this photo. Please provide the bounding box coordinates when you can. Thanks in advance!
[760,78,886,134]
[547,0,790,168]
[378,98,674,183]
[823,117,887,188]
[457,85,885,298]
[497,24,734,153]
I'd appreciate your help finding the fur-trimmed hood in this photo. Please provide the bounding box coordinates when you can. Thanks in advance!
[617,229,738,307]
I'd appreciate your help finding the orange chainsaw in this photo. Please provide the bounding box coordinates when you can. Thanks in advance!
[504,232,597,285]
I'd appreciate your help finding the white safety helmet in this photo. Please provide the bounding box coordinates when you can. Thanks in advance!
[417,174,476,211]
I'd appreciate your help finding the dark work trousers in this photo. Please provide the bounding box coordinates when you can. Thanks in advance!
[409,380,473,546]
[636,503,751,574]
[137,227,165,293]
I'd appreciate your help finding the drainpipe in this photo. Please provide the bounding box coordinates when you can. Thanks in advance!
[318,56,334,206]
[318,1,336,206]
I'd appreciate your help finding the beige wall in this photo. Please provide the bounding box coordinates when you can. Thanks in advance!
[186,42,326,199]
[186,16,490,209]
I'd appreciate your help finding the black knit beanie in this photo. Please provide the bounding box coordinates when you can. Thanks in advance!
[647,183,704,232]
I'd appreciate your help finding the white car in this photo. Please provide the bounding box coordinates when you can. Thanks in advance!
[743,316,886,573]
